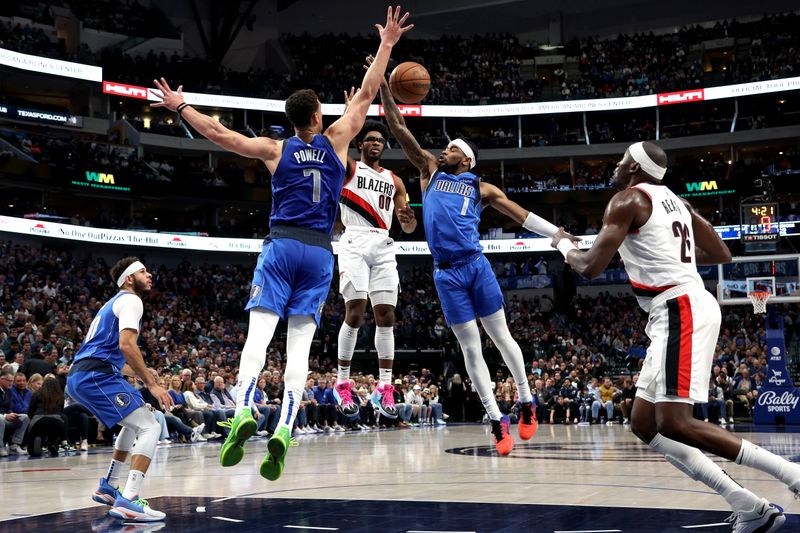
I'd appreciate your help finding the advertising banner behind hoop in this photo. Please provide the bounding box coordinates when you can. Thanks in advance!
[657,89,705,106]
[0,47,102,82]
[103,81,148,99]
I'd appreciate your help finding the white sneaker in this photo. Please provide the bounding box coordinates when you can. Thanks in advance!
[729,417,735,423]
[157,439,172,445]
[622,418,630,425]
[435,419,446,425]
[703,418,709,423]
[8,444,27,455]
[0,445,8,457]
[324,425,333,432]
[256,430,270,437]
[720,419,728,427]
[191,424,207,442]
[605,421,614,426]
[731,498,785,532]
[578,421,590,426]
[80,439,89,451]
[334,425,345,432]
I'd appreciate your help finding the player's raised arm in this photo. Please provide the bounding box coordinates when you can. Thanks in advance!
[379,76,438,187]
[151,78,282,168]
[481,182,579,241]
[552,189,642,279]
[325,6,413,165]
[393,175,417,233]
[682,199,732,265]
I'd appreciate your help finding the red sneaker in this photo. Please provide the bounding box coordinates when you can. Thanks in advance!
[492,416,514,456]
[518,402,537,440]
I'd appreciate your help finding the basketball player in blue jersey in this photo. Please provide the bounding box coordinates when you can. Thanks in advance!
[66,257,173,522]
[151,6,413,480]
[379,80,577,455]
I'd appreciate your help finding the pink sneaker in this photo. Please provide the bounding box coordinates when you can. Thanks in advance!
[371,384,398,419]
[334,379,359,417]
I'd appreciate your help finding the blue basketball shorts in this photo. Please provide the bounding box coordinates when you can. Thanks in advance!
[245,237,334,324]
[66,370,145,428]
[433,254,504,325]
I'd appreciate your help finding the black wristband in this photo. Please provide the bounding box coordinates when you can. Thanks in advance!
[176,102,190,116]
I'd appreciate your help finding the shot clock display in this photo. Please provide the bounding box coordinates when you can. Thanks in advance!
[740,202,779,253]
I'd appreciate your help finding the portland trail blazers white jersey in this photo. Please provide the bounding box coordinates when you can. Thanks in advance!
[619,182,703,311]
[340,161,397,230]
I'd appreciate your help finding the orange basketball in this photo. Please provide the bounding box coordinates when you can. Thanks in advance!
[389,62,431,104]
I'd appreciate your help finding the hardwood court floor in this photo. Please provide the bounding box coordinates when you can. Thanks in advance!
[2,422,799,532]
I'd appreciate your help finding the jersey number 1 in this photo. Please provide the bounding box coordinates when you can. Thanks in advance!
[672,221,692,263]
[304,168,321,203]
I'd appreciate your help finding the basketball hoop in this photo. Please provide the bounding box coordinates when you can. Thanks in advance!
[748,291,771,314]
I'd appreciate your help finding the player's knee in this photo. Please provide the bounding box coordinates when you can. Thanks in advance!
[373,305,395,326]
[655,417,684,441]
[630,416,655,444]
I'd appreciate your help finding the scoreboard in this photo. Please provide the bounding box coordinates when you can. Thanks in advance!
[740,202,779,252]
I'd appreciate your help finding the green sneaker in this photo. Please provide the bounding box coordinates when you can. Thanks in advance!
[218,410,257,467]
[260,426,297,481]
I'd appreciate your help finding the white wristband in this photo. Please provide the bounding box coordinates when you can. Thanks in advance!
[522,212,559,238]
[556,238,578,259]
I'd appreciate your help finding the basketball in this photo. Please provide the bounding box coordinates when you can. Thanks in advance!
[389,61,431,104]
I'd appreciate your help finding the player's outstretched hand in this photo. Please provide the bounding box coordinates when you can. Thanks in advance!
[148,382,174,411]
[376,6,413,47]
[343,86,361,112]
[151,77,185,112]
[397,205,416,224]
[550,227,570,249]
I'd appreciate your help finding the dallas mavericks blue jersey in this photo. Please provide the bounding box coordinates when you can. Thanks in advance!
[422,170,483,264]
[73,291,139,372]
[270,135,345,235]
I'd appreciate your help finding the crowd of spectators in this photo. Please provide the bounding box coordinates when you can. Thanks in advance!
[2,10,800,106]
[1,239,798,456]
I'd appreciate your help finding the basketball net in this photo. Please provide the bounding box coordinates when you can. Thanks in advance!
[748,291,771,315]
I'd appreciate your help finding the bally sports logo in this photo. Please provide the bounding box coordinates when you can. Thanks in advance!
[103,81,149,100]
[757,390,800,413]
[378,105,422,117]
[657,89,704,106]
[30,222,50,235]
[509,241,530,251]
[166,237,187,247]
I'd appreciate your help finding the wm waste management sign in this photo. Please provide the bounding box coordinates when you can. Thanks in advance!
[71,170,131,192]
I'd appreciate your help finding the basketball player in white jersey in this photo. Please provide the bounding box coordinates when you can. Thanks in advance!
[552,141,797,532]
[334,118,416,419]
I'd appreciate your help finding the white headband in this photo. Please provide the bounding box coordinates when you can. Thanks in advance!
[448,139,476,169]
[628,142,666,180]
[117,261,146,287]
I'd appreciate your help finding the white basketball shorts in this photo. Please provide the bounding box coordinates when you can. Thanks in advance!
[636,282,721,405]
[338,227,399,306]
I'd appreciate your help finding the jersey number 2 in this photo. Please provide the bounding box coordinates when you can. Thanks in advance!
[672,221,692,263]
[304,168,321,203]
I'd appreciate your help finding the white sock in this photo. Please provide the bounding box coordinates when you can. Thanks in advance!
[375,326,394,386]
[236,310,280,415]
[737,439,800,486]
[337,323,359,382]
[277,315,315,431]
[121,469,145,500]
[480,309,532,403]
[452,320,502,421]
[651,433,760,512]
[106,458,123,487]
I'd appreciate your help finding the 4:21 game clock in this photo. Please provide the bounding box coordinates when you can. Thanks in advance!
[740,202,779,243]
